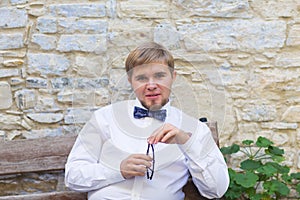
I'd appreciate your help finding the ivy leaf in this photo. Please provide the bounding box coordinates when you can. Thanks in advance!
[263,180,290,196]
[281,174,292,183]
[235,172,259,188]
[291,172,300,180]
[268,162,289,174]
[256,163,277,177]
[267,146,284,156]
[242,139,254,145]
[270,155,285,163]
[225,188,243,199]
[240,159,262,170]
[256,136,273,147]
[296,183,300,195]
[221,144,240,155]
[249,194,264,200]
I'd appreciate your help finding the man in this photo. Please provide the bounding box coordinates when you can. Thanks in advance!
[65,42,229,200]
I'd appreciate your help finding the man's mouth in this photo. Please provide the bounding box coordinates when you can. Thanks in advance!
[145,94,160,97]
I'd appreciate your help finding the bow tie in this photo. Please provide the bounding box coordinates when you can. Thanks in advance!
[133,106,166,122]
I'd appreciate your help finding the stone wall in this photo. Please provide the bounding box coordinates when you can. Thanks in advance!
[0,0,300,176]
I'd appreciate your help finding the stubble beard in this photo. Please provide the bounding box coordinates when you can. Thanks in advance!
[141,98,168,111]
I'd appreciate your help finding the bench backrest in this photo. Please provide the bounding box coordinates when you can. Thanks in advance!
[0,121,219,200]
[0,122,218,175]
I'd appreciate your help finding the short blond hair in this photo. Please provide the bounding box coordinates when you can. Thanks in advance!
[125,42,174,76]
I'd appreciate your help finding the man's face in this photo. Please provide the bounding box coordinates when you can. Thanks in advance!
[128,63,176,110]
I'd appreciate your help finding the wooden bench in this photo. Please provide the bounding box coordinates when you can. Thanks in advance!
[0,121,219,200]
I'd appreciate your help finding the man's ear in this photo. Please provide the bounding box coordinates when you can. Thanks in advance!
[172,71,177,81]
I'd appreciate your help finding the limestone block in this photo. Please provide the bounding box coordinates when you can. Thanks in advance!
[22,128,64,139]
[0,34,24,50]
[0,8,27,28]
[75,55,106,78]
[272,133,289,146]
[10,77,25,85]
[237,122,259,135]
[51,77,74,89]
[261,122,298,130]
[94,88,110,106]
[20,119,32,130]
[34,96,61,112]
[226,85,251,99]
[6,130,21,140]
[37,17,57,33]
[49,4,106,18]
[11,0,27,5]
[251,0,298,19]
[109,68,131,91]
[154,23,181,50]
[31,34,57,50]
[0,49,26,57]
[0,81,12,109]
[107,19,153,47]
[26,77,48,88]
[57,89,96,105]
[275,52,300,68]
[28,2,46,17]
[0,114,22,130]
[62,125,82,135]
[64,108,95,124]
[119,0,168,18]
[57,34,107,53]
[14,89,37,110]
[3,59,24,67]
[52,77,109,90]
[0,68,19,78]
[172,0,251,19]
[177,20,286,52]
[282,106,300,122]
[27,53,70,76]
[241,103,277,122]
[76,78,109,89]
[27,113,64,123]
[58,19,107,34]
[282,149,295,168]
[219,67,249,86]
[287,24,300,46]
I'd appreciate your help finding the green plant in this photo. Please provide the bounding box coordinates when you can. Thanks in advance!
[221,136,300,200]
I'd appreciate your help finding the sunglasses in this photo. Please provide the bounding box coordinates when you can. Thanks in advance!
[146,143,155,180]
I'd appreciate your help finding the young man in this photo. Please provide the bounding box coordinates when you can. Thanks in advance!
[65,42,229,200]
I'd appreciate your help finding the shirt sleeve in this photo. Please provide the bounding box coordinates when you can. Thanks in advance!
[65,112,125,192]
[178,122,230,199]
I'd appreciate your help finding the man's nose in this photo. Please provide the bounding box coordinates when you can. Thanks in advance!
[146,80,157,90]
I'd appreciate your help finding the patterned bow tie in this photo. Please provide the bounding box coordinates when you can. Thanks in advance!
[133,106,167,122]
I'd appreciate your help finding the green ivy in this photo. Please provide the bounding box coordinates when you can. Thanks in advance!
[221,136,300,200]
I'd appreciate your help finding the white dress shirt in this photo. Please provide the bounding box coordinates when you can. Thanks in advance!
[65,99,229,200]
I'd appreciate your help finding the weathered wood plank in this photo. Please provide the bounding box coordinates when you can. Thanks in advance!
[0,135,77,175]
[0,191,87,200]
[206,121,219,147]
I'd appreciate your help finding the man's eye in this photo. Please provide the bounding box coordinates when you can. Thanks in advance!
[136,76,147,81]
[155,73,166,78]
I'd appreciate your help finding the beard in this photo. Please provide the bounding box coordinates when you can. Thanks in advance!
[140,98,169,111]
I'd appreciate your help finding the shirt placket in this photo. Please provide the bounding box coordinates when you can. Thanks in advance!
[131,176,144,200]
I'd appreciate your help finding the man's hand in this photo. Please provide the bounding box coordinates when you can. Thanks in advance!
[120,154,152,179]
[147,123,191,145]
